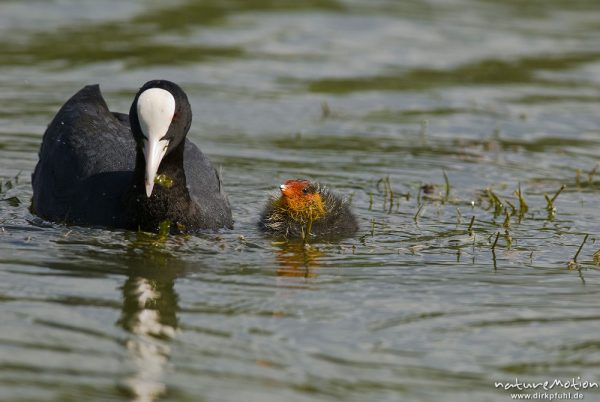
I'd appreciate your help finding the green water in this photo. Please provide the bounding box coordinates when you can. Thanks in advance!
[1,1,600,401]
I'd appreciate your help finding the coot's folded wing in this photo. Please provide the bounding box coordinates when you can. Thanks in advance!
[182,139,233,230]
[32,85,136,226]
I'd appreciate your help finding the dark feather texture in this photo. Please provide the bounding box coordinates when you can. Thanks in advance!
[259,183,358,239]
[32,82,233,232]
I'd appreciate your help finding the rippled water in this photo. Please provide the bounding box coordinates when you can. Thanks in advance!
[2,1,600,401]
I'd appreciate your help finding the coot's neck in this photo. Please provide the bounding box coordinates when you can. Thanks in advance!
[132,140,186,188]
[126,140,192,232]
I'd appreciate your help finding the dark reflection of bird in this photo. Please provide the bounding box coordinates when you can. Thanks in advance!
[31,80,233,233]
[259,179,358,239]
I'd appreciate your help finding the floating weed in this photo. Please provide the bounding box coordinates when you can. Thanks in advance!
[414,204,424,223]
[467,215,475,235]
[175,222,187,234]
[544,184,565,216]
[374,176,409,213]
[502,209,511,229]
[155,174,174,189]
[485,188,503,216]
[514,182,528,216]
[157,220,171,239]
[491,232,500,251]
[376,176,394,212]
[505,200,516,216]
[592,248,600,266]
[133,219,172,247]
[491,232,500,270]
[574,165,599,189]
[237,235,261,251]
[568,234,588,271]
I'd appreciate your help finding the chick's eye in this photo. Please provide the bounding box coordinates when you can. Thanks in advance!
[302,188,309,194]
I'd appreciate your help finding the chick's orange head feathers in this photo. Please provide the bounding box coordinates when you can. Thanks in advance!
[280,179,313,198]
[277,179,325,221]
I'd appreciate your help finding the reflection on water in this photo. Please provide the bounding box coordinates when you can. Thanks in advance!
[118,248,181,402]
[275,242,323,277]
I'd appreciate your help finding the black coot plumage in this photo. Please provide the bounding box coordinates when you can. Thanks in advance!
[31,80,233,232]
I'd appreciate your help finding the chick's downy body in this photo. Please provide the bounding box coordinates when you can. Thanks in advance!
[260,179,358,239]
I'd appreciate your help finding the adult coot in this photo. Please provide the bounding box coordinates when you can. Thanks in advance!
[31,80,233,232]
[259,179,358,239]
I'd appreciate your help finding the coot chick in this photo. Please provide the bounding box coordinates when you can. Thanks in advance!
[31,80,233,232]
[259,179,358,239]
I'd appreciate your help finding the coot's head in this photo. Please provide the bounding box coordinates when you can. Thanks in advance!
[278,179,325,221]
[129,80,192,197]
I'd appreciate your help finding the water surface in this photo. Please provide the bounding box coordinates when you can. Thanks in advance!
[1,1,600,401]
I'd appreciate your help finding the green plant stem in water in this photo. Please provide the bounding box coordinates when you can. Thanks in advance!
[467,216,475,234]
[486,188,503,216]
[573,234,588,263]
[443,170,450,202]
[515,182,528,216]
[491,232,500,251]
[545,184,565,211]
[568,234,588,271]
[414,204,424,223]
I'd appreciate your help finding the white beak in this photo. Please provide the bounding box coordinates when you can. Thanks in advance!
[136,87,176,197]
[280,184,287,192]
[144,137,169,197]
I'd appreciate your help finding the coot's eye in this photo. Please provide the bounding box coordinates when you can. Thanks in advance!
[302,188,309,194]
